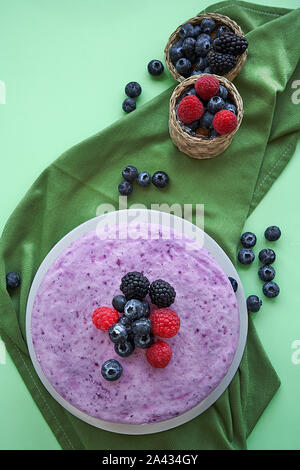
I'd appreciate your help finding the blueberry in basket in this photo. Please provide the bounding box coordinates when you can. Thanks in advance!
[169,17,248,78]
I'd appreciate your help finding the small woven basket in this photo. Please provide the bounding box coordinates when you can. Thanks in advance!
[164,13,248,82]
[169,74,243,159]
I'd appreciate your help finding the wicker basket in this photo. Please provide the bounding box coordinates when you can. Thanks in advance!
[164,13,248,82]
[169,74,243,159]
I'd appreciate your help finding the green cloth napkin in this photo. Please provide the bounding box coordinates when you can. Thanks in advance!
[0,0,299,450]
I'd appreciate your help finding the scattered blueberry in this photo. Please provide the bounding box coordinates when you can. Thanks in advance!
[122,165,138,182]
[201,18,216,34]
[152,171,169,188]
[148,60,164,76]
[119,315,133,334]
[6,272,21,290]
[259,248,276,265]
[124,299,145,321]
[238,248,255,265]
[118,180,133,196]
[179,23,195,40]
[217,85,228,101]
[199,111,214,129]
[264,226,281,242]
[108,322,128,343]
[263,281,280,298]
[101,359,123,381]
[175,57,192,77]
[240,232,257,248]
[224,102,237,114]
[132,317,152,336]
[112,294,127,313]
[137,171,151,187]
[258,265,276,282]
[114,338,135,358]
[122,98,136,113]
[207,96,225,114]
[228,276,238,292]
[125,81,142,98]
[247,295,262,313]
[195,34,211,57]
[133,333,154,349]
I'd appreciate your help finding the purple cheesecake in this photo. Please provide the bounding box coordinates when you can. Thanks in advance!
[31,222,240,425]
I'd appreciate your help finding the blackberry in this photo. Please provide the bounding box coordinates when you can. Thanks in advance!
[149,279,176,308]
[120,271,150,300]
[208,52,237,75]
[213,33,248,56]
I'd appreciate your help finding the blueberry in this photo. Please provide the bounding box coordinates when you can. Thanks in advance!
[224,102,237,114]
[169,45,184,65]
[264,226,281,242]
[125,81,142,98]
[259,248,276,265]
[182,87,198,98]
[122,98,136,113]
[191,70,201,76]
[240,232,257,248]
[182,37,196,60]
[141,300,150,317]
[112,294,127,313]
[258,265,276,282]
[263,281,280,298]
[217,85,228,101]
[217,25,233,37]
[118,180,133,196]
[122,165,138,182]
[124,299,145,321]
[148,60,164,76]
[179,23,195,40]
[175,57,192,77]
[114,338,135,358]
[6,272,21,290]
[119,315,133,334]
[108,323,128,343]
[132,317,152,336]
[195,35,211,57]
[228,276,238,292]
[238,248,255,265]
[133,333,154,349]
[203,66,211,73]
[201,18,216,34]
[199,111,214,129]
[184,119,200,133]
[101,359,123,381]
[247,295,262,313]
[209,129,220,139]
[137,171,151,187]
[193,24,202,38]
[194,56,208,72]
[207,96,225,114]
[152,171,169,188]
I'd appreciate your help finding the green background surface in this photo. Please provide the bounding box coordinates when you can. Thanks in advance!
[0,0,299,450]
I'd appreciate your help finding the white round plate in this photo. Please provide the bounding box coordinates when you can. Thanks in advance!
[26,209,248,435]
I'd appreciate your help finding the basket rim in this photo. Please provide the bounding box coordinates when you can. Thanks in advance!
[164,12,248,83]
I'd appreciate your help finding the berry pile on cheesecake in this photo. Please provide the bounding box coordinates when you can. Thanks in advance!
[176,75,237,139]
[92,272,180,380]
[169,17,248,78]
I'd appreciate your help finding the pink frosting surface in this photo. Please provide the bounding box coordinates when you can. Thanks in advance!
[31,223,240,424]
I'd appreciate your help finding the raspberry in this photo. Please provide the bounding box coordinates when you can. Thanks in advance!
[149,308,180,338]
[92,307,119,330]
[213,110,237,135]
[177,95,204,124]
[146,341,172,368]
[195,75,219,100]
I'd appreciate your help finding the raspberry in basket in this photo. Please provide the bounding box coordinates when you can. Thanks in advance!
[177,95,204,124]
[213,109,237,135]
[195,75,219,100]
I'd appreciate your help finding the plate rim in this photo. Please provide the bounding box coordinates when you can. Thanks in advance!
[26,209,248,435]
